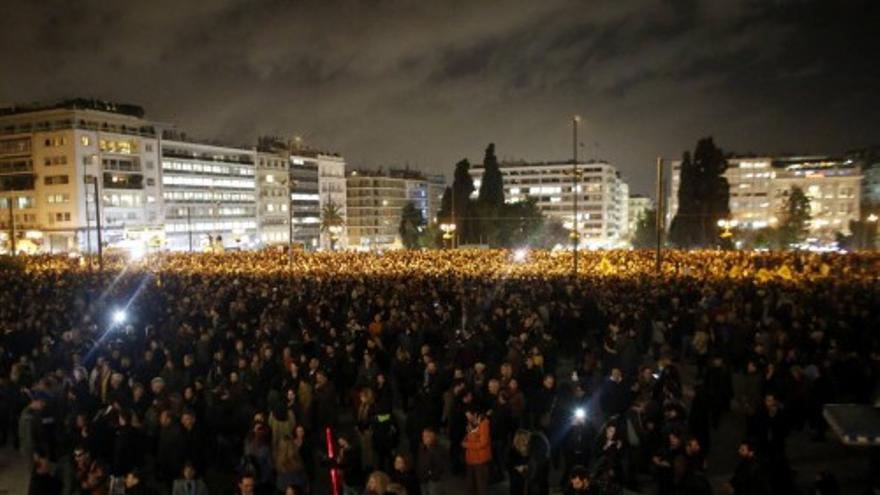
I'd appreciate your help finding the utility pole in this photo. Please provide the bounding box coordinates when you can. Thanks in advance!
[7,196,16,255]
[572,115,581,277]
[655,157,664,273]
[90,176,104,271]
[187,206,193,252]
[288,179,297,270]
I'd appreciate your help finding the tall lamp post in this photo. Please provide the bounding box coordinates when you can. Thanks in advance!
[440,222,456,249]
[84,174,103,271]
[6,195,16,255]
[566,115,582,277]
[287,178,298,270]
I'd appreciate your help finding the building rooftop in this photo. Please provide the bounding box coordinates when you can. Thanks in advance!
[349,167,427,180]
[472,159,611,168]
[0,98,146,118]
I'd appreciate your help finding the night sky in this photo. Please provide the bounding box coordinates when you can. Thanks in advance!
[1,0,878,195]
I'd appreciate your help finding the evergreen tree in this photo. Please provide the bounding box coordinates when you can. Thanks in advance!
[398,201,424,249]
[631,209,656,249]
[452,159,475,243]
[476,143,506,246]
[477,143,504,208]
[776,186,811,248]
[437,186,453,223]
[669,137,730,248]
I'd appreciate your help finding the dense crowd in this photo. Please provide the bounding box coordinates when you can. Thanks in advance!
[1,249,878,495]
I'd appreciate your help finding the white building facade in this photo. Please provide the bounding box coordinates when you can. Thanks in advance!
[627,194,654,240]
[0,101,163,253]
[255,152,290,246]
[667,155,862,242]
[469,160,630,248]
[160,139,258,251]
[292,152,347,250]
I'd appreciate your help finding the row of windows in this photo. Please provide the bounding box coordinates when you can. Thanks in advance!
[167,206,255,217]
[99,139,138,154]
[162,176,255,189]
[0,158,32,173]
[163,191,255,203]
[263,203,289,213]
[102,193,143,207]
[44,136,67,148]
[102,158,140,172]
[164,221,257,233]
[0,138,31,155]
[44,156,67,166]
[162,160,254,177]
[0,197,35,209]
[48,212,72,223]
[45,175,69,185]
[46,194,70,204]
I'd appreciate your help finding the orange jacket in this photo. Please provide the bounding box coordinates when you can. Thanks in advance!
[463,419,492,465]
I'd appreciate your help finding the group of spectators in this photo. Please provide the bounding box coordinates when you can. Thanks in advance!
[0,249,877,495]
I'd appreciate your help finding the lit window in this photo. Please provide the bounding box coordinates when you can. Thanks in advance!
[81,136,91,146]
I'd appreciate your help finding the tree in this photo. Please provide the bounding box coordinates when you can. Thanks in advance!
[320,199,345,249]
[496,199,544,248]
[437,186,453,223]
[631,209,656,249]
[451,159,476,243]
[776,186,811,248]
[477,143,504,208]
[842,218,878,250]
[475,143,506,246]
[669,138,730,248]
[398,201,424,250]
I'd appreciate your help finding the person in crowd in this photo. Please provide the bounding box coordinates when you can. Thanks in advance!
[463,407,492,495]
[564,465,594,495]
[29,451,62,495]
[124,468,158,495]
[390,453,420,495]
[235,474,256,495]
[172,462,210,495]
[417,427,446,495]
[364,470,391,495]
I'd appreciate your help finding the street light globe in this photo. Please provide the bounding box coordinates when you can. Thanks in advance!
[717,219,726,228]
[513,248,529,263]
[112,309,127,325]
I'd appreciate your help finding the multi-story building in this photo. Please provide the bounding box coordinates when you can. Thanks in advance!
[769,157,860,239]
[289,156,321,249]
[469,160,630,248]
[627,194,654,239]
[347,169,425,249]
[0,99,162,253]
[847,147,880,209]
[255,151,290,246]
[667,155,862,242]
[291,151,347,250]
[160,137,258,251]
[426,174,447,224]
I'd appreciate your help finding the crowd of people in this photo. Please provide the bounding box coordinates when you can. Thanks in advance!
[0,249,878,495]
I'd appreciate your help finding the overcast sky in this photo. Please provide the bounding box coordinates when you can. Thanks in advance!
[1,0,877,195]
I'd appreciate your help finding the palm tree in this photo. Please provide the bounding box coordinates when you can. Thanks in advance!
[321,200,345,250]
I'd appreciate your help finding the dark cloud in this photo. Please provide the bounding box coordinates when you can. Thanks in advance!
[1,0,877,195]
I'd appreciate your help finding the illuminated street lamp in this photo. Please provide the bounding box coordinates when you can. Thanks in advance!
[868,214,879,223]
[717,219,739,239]
[328,224,343,251]
[440,222,456,248]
